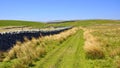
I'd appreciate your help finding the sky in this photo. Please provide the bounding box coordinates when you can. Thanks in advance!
[0,0,120,22]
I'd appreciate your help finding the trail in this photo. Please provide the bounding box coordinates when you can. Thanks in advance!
[34,30,87,68]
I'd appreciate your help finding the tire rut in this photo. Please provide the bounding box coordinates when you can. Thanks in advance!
[53,30,81,68]
[35,31,79,68]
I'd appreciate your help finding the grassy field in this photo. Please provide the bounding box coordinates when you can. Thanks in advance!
[34,30,86,68]
[83,24,120,68]
[0,20,120,68]
[0,20,119,28]
[0,20,46,28]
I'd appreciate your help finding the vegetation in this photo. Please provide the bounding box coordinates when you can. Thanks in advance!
[84,24,120,67]
[0,20,46,28]
[0,19,120,68]
[0,27,78,68]
[0,20,119,28]
[35,29,86,68]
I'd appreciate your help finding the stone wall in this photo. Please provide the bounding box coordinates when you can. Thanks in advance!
[0,26,72,51]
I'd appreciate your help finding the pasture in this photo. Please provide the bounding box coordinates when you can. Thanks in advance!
[0,20,120,68]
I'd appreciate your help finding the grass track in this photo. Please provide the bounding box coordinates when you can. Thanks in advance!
[35,30,87,68]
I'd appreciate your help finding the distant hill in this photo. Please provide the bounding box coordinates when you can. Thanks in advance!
[0,19,120,28]
[0,20,46,28]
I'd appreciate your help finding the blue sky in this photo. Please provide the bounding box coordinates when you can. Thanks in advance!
[0,0,120,22]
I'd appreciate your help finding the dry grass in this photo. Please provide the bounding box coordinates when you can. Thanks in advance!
[83,24,120,67]
[0,51,6,62]
[83,28,105,59]
[89,25,120,56]
[109,48,120,58]
[3,38,45,67]
[116,59,120,68]
[2,27,78,67]
[40,27,78,42]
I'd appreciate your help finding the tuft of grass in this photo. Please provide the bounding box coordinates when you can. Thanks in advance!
[84,44,104,59]
[116,59,120,68]
[3,37,46,67]
[84,24,120,67]
[0,51,6,62]
[109,48,120,58]
[83,28,105,59]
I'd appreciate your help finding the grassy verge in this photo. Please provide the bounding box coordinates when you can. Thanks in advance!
[0,27,78,68]
[34,29,88,68]
[83,24,120,68]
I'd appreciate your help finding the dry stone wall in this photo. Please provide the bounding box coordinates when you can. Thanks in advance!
[0,26,72,51]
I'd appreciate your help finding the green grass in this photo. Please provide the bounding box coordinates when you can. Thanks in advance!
[84,24,120,68]
[1,19,119,28]
[0,20,46,28]
[34,30,88,68]
[0,19,120,68]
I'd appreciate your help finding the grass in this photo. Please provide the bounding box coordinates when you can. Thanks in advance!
[83,28,105,59]
[3,38,45,68]
[0,19,120,68]
[0,20,46,28]
[0,27,78,68]
[83,24,120,68]
[35,29,87,68]
[1,19,120,28]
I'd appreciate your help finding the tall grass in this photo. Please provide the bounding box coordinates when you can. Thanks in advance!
[82,28,105,59]
[84,24,120,67]
[3,38,45,67]
[40,27,78,42]
[1,27,78,67]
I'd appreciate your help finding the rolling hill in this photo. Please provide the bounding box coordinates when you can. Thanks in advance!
[0,19,120,68]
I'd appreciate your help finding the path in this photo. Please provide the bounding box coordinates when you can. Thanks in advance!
[34,30,87,68]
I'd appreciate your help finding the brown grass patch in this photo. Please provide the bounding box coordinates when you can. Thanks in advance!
[3,39,45,62]
[83,28,105,59]
[40,27,78,42]
[109,48,120,58]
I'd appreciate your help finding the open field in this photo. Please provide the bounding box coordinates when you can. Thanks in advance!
[0,20,46,28]
[83,24,120,67]
[0,20,120,28]
[0,20,120,68]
